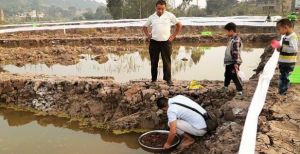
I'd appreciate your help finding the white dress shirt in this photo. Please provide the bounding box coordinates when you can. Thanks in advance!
[144,11,180,41]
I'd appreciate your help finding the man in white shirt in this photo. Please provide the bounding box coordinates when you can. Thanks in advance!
[157,95,207,150]
[143,0,182,85]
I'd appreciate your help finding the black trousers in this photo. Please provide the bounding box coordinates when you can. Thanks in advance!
[224,64,243,91]
[149,39,172,81]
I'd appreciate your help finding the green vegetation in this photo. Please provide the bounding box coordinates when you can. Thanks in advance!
[0,0,292,23]
[106,0,158,19]
[113,128,151,135]
[0,0,110,23]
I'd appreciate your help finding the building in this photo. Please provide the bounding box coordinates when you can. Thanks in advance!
[17,10,45,19]
[256,0,292,14]
[295,0,300,11]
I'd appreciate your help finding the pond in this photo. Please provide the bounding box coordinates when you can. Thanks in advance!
[0,107,149,154]
[2,46,264,83]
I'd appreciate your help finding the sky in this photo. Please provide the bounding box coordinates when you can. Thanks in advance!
[93,0,207,8]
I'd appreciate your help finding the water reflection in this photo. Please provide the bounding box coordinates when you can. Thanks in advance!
[0,107,148,154]
[2,46,264,82]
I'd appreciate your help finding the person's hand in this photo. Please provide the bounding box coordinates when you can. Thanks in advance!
[163,143,171,149]
[271,40,281,49]
[234,64,239,72]
[168,35,176,42]
[146,34,152,41]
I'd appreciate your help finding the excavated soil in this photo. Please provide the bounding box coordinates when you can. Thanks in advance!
[0,24,298,154]
[140,133,173,148]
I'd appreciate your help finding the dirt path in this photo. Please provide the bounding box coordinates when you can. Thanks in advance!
[184,24,300,153]
[254,24,300,154]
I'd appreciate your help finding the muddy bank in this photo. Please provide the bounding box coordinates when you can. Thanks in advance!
[0,25,276,39]
[0,26,298,153]
[0,25,277,48]
[245,43,300,153]
[0,33,277,48]
[256,82,300,153]
[0,73,235,131]
[0,45,298,153]
[0,71,266,153]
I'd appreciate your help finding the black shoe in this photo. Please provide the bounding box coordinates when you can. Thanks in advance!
[166,80,173,86]
[150,80,157,85]
[279,91,287,95]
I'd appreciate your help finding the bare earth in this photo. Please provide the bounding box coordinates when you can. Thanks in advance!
[0,24,298,154]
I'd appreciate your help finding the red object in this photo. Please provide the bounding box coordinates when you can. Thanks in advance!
[271,40,281,49]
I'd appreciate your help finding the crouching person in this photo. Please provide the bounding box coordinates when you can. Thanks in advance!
[157,95,207,150]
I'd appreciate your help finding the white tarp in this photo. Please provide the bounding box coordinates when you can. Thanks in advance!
[296,0,300,8]
[239,45,281,153]
[0,16,278,34]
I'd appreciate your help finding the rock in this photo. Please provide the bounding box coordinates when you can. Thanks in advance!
[150,95,156,101]
[159,84,169,90]
[88,102,103,116]
[257,133,270,145]
[224,109,235,121]
[79,55,85,59]
[161,90,169,97]
[142,89,156,100]
[124,85,141,98]
[93,55,109,64]
[181,58,188,61]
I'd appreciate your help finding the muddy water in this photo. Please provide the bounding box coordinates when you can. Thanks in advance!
[0,108,149,154]
[2,46,264,82]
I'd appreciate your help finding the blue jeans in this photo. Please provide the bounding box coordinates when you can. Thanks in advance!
[279,64,295,94]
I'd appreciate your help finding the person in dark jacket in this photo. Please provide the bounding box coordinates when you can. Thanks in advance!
[223,22,243,97]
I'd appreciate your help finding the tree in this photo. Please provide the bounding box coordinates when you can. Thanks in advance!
[177,0,193,10]
[206,0,238,15]
[68,7,77,15]
[83,11,95,20]
[94,5,111,19]
[106,0,123,19]
[186,5,206,17]
[29,0,40,10]
[107,0,157,19]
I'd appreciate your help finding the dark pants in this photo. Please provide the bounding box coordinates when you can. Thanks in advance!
[279,64,295,94]
[224,64,243,91]
[149,39,172,81]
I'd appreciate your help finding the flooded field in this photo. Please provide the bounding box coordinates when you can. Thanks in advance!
[0,43,266,154]
[2,46,264,82]
[0,107,149,154]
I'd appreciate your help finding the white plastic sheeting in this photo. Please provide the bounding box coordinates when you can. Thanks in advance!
[0,16,279,34]
[239,46,281,153]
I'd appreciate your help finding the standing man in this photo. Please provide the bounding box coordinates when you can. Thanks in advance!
[143,0,182,85]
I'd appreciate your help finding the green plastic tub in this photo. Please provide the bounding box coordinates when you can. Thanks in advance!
[290,66,300,84]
